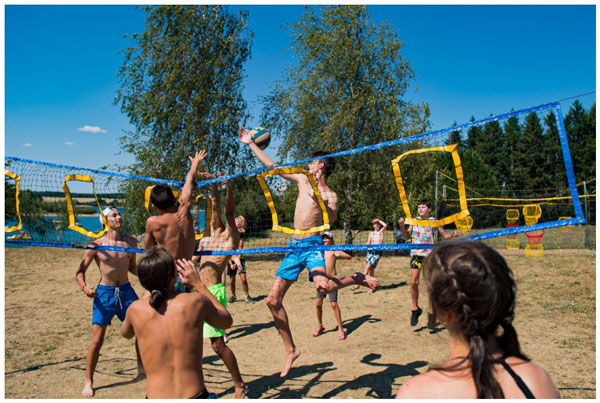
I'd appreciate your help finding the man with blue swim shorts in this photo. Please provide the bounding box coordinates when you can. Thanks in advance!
[240,128,381,378]
[76,208,143,398]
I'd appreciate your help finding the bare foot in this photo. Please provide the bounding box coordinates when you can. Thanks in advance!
[234,382,248,399]
[82,381,94,398]
[280,347,301,378]
[352,272,380,291]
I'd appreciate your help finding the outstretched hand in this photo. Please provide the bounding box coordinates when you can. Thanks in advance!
[238,128,253,145]
[176,258,202,287]
[189,150,207,165]
[198,172,216,180]
[217,169,231,185]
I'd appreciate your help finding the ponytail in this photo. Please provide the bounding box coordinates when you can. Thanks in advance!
[424,241,530,398]
[469,331,504,398]
[138,247,176,311]
[149,289,167,310]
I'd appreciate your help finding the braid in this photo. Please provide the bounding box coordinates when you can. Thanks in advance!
[424,241,526,398]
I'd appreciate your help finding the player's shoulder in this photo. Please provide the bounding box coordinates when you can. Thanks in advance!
[505,358,559,398]
[396,370,445,398]
[123,235,139,247]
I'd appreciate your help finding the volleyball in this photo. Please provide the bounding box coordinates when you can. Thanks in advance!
[250,127,271,150]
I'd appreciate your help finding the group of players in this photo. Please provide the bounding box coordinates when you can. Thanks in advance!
[74,128,560,399]
[75,130,384,399]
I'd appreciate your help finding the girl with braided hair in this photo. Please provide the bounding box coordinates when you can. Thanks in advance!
[397,241,560,399]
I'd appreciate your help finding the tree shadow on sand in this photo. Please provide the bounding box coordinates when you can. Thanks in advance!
[321,354,427,399]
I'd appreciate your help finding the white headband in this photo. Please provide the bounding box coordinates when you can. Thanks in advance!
[100,207,115,225]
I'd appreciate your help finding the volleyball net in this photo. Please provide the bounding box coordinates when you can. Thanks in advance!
[5,101,589,255]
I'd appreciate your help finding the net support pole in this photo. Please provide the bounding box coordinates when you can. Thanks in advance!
[584,181,590,249]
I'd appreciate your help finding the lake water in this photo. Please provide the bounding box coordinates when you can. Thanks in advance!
[5,210,206,247]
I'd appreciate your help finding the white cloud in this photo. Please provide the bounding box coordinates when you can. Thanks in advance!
[23,143,33,147]
[65,141,75,146]
[77,125,107,134]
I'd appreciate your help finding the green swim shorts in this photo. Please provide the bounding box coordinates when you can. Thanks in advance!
[203,282,227,339]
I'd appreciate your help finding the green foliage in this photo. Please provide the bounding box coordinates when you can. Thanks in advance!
[18,191,55,236]
[565,100,596,185]
[261,5,430,243]
[115,5,254,234]
[5,181,17,220]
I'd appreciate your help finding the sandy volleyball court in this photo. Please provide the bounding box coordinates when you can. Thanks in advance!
[4,247,596,398]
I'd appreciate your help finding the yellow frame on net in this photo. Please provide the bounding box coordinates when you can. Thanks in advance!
[257,167,330,235]
[62,174,106,238]
[392,144,469,227]
[5,170,23,233]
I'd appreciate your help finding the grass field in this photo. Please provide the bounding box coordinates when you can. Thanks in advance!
[4,241,596,398]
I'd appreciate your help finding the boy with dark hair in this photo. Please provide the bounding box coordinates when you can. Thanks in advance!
[149,184,176,210]
[239,128,379,377]
[399,198,458,328]
[144,150,206,265]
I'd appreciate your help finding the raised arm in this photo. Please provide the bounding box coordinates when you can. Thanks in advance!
[76,244,99,298]
[238,128,301,184]
[398,217,412,240]
[220,170,237,231]
[176,258,233,330]
[377,219,388,233]
[180,150,207,206]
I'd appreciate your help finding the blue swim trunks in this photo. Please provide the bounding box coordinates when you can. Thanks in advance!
[92,282,139,325]
[276,235,326,282]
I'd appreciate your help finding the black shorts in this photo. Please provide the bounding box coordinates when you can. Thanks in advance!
[227,255,246,277]
[410,255,424,270]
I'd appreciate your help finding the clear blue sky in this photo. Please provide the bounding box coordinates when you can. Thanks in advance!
[4,4,596,171]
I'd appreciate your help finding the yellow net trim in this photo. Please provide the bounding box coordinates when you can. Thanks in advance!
[257,167,330,235]
[392,144,469,227]
[194,194,211,240]
[62,174,106,238]
[5,169,23,233]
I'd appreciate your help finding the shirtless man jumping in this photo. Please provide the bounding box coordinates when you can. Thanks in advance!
[239,128,380,377]
[76,207,142,397]
[190,171,247,398]
[144,150,206,290]
[121,247,233,399]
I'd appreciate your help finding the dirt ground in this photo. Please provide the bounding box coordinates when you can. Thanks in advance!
[4,247,596,398]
